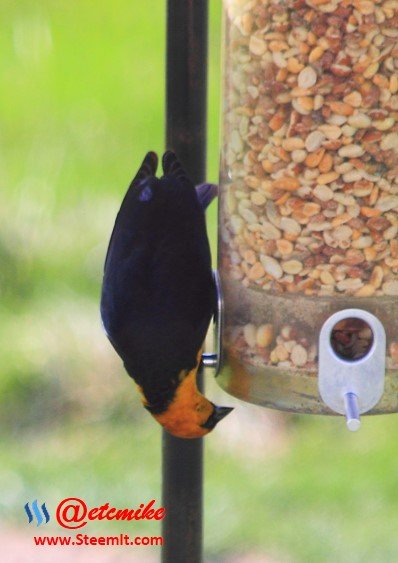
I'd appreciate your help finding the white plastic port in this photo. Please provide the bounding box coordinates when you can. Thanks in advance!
[318,309,386,431]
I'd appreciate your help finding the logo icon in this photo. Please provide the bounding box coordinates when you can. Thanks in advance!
[25,500,50,527]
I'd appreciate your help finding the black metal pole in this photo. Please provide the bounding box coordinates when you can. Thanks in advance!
[162,2,208,562]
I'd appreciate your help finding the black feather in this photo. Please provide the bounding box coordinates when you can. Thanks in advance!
[162,150,190,186]
[103,152,158,271]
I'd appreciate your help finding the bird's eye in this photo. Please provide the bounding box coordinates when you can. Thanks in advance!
[138,185,153,202]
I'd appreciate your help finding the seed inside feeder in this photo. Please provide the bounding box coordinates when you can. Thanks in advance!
[330,318,373,362]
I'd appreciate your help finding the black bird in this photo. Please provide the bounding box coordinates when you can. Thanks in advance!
[100,151,232,438]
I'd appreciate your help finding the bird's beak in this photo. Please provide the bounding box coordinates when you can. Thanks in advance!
[201,405,234,429]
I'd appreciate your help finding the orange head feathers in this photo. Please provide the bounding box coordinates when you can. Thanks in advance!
[150,365,233,439]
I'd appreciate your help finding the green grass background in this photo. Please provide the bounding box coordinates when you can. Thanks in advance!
[2,1,398,561]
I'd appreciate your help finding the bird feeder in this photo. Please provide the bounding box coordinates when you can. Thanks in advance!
[214,0,398,430]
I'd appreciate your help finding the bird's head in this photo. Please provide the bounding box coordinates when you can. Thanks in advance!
[154,393,233,439]
[149,368,233,439]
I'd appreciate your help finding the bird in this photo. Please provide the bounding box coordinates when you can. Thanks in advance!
[100,150,233,438]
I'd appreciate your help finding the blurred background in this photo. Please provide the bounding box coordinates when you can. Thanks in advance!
[2,1,398,561]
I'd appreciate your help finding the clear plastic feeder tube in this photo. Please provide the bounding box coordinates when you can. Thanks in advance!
[217,0,398,414]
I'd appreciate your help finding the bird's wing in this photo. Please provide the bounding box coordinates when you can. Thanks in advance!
[103,151,158,271]
[131,151,158,186]
[101,152,158,342]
